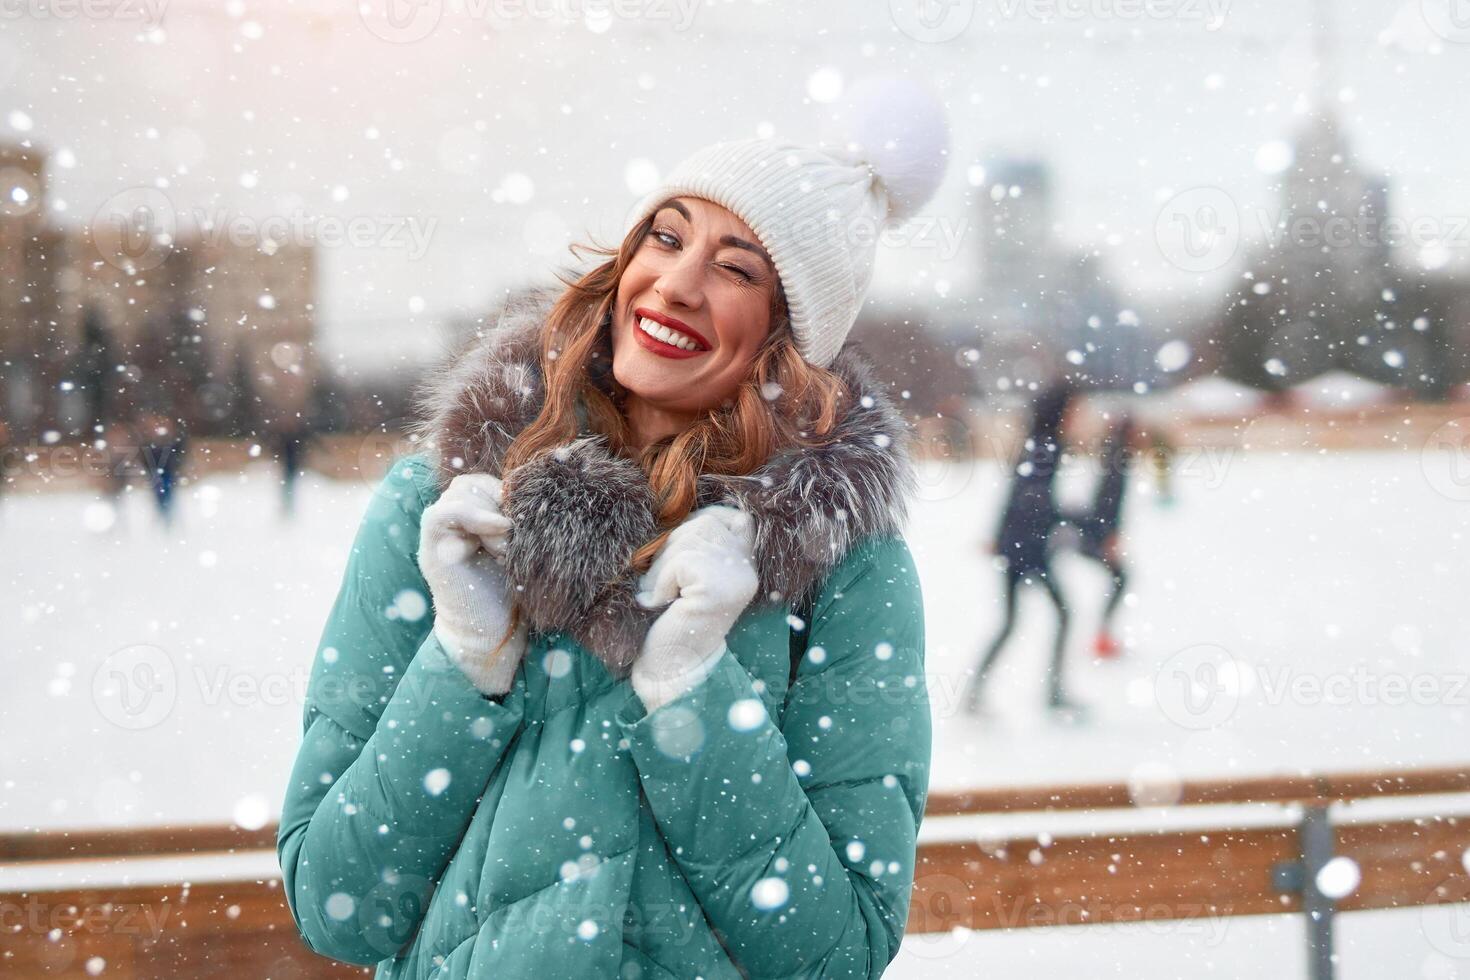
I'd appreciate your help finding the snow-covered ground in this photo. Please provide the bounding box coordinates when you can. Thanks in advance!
[4,447,1467,825]
[3,448,1467,976]
[918,446,1470,790]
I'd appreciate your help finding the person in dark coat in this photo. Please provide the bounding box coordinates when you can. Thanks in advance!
[141,414,188,527]
[962,380,1085,717]
[0,420,12,523]
[274,422,311,520]
[1071,412,1137,659]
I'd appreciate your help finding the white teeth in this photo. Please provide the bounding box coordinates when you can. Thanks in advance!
[638,316,701,352]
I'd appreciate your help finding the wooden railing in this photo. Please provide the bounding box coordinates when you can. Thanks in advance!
[912,765,1470,978]
[2,765,1466,978]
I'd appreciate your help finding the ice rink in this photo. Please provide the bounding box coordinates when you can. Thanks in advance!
[4,446,1467,976]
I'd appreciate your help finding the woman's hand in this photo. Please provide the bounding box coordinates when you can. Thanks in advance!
[631,505,760,711]
[418,474,527,696]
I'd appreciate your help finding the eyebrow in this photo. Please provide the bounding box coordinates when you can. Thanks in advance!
[655,200,774,272]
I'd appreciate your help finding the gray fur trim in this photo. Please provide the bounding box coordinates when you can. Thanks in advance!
[499,435,660,678]
[408,284,915,677]
[406,283,558,485]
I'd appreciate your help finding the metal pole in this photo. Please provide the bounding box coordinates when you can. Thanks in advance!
[1299,804,1337,980]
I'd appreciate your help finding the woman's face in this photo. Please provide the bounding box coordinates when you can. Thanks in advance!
[611,196,779,414]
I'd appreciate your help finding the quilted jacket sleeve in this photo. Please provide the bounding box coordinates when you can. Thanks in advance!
[615,534,931,978]
[277,455,525,966]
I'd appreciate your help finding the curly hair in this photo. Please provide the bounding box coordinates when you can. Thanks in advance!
[483,199,853,657]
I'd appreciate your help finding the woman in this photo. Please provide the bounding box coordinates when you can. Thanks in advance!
[961,380,1085,717]
[278,82,946,978]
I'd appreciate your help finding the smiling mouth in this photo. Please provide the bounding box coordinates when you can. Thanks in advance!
[636,316,706,352]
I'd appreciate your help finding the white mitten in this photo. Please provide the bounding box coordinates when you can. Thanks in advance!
[631,505,760,711]
[418,473,527,696]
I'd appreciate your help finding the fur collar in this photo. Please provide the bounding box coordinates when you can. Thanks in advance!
[408,284,916,678]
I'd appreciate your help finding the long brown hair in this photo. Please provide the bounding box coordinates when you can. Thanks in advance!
[488,199,851,658]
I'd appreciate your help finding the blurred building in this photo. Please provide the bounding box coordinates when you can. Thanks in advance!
[1204,5,1470,398]
[962,156,1154,397]
[0,139,317,441]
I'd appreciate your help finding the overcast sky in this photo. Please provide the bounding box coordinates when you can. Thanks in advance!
[4,0,1467,371]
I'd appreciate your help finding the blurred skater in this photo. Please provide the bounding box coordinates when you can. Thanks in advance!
[140,414,188,528]
[0,420,12,526]
[962,381,1087,718]
[275,421,311,520]
[1070,413,1138,659]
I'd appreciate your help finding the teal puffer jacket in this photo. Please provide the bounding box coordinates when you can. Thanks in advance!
[277,452,930,977]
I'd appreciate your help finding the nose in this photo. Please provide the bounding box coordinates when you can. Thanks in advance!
[653,250,706,313]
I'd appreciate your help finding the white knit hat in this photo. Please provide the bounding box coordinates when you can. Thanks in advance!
[624,76,951,369]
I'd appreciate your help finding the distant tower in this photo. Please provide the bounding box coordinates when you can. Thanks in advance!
[979,157,1055,321]
[1214,0,1398,388]
[976,156,1138,389]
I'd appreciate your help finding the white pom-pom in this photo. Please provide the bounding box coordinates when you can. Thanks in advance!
[826,74,950,224]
